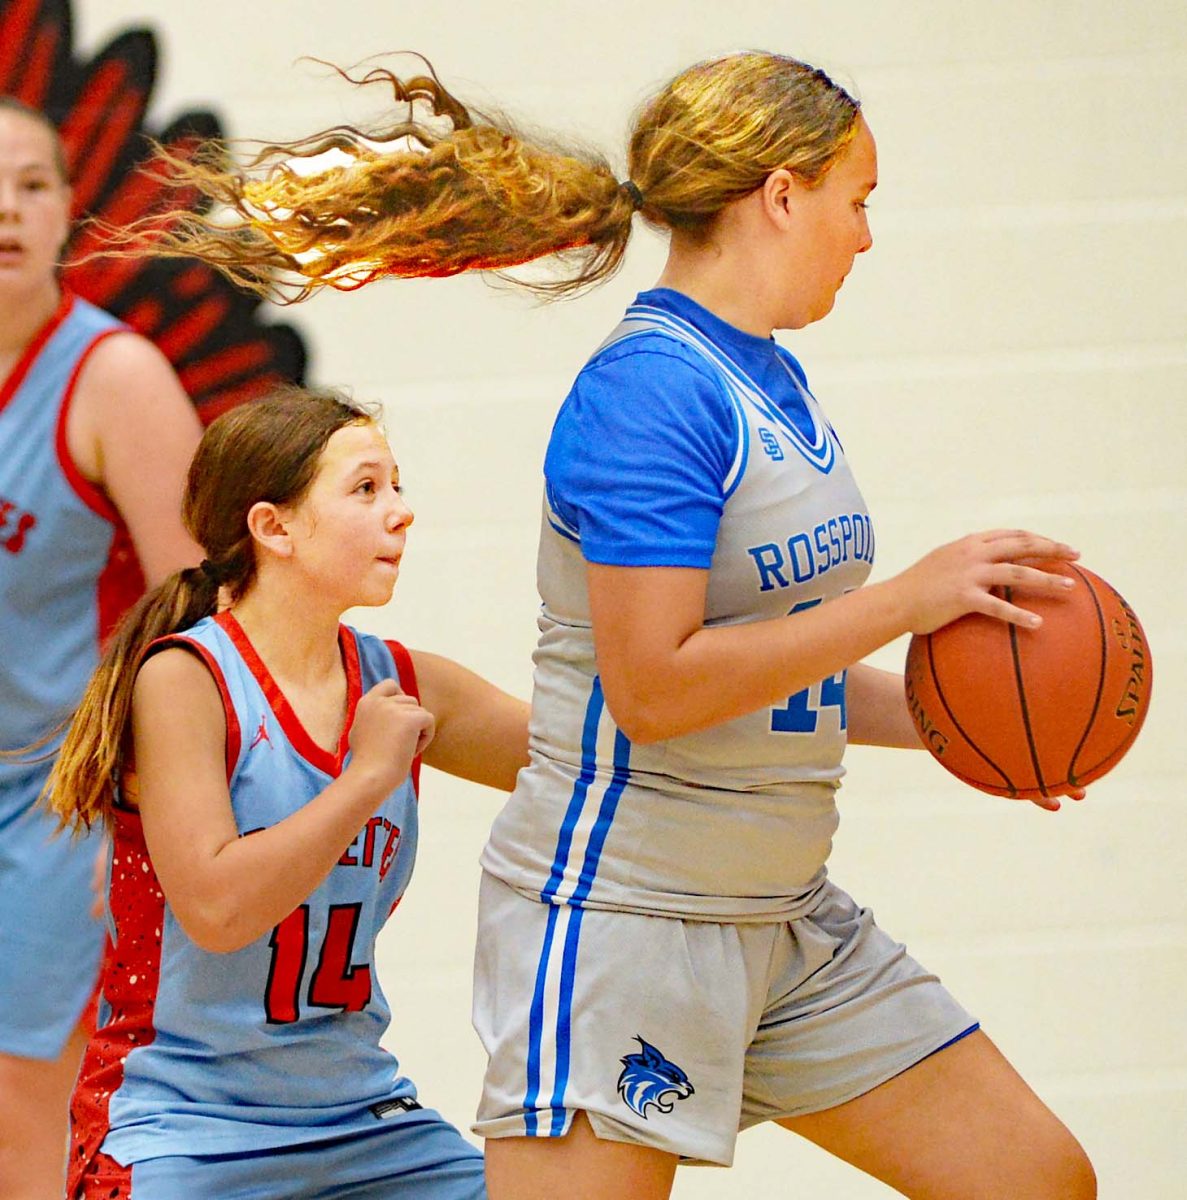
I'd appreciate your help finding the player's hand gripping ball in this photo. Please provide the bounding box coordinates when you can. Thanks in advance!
[904,563,1152,801]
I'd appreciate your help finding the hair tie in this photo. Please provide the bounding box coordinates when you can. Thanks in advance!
[198,559,226,585]
[620,179,645,211]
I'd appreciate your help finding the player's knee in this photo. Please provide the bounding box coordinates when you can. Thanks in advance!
[1037,1131,1096,1200]
[989,1117,1096,1200]
[1064,1145,1097,1200]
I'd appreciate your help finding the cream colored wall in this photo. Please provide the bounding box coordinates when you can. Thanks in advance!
[79,2,1185,1195]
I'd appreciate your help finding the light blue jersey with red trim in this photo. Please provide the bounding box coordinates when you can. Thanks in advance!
[69,611,424,1179]
[0,291,135,778]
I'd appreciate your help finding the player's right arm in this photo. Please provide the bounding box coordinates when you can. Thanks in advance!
[411,650,529,792]
[555,348,1079,745]
[131,649,432,953]
[589,531,1080,745]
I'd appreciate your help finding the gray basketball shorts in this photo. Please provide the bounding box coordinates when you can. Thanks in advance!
[472,872,976,1166]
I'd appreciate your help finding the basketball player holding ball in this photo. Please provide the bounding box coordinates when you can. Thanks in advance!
[133,51,1097,1200]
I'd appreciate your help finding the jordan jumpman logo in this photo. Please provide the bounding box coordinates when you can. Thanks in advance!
[249,716,271,751]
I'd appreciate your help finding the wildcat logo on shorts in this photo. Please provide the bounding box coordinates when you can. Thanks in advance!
[617,1036,694,1119]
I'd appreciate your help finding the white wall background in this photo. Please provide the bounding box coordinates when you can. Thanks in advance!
[78,2,1185,1195]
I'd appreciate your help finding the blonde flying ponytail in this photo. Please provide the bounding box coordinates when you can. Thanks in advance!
[111,52,860,302]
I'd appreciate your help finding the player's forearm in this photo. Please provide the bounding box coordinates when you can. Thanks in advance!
[845,661,922,748]
[600,579,912,743]
[170,768,395,953]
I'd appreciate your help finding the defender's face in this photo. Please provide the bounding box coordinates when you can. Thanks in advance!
[0,111,70,293]
[286,421,415,609]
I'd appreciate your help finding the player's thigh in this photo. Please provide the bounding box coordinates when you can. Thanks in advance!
[485,1111,677,1200]
[777,1030,1096,1200]
[0,1023,88,1197]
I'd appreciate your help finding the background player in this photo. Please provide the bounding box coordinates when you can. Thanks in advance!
[47,387,528,1199]
[0,97,201,1200]
[112,51,1098,1199]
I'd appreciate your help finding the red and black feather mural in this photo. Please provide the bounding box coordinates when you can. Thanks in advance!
[1,0,307,423]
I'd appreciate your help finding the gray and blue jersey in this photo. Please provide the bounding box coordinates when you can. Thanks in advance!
[481,289,874,921]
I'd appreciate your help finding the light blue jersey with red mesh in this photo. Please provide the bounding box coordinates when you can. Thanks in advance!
[69,611,426,1185]
[0,291,131,1061]
[0,291,135,774]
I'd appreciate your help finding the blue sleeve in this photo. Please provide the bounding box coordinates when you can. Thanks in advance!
[774,344,810,390]
[543,340,736,568]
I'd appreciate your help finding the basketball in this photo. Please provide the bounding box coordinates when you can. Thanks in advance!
[904,563,1152,800]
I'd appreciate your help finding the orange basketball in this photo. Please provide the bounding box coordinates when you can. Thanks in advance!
[904,563,1152,800]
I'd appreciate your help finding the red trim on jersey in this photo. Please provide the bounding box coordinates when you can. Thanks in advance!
[0,288,73,417]
[385,640,419,703]
[143,635,243,779]
[53,326,126,521]
[67,810,163,1199]
[78,978,101,1037]
[96,523,147,646]
[385,639,422,796]
[216,610,362,778]
[341,629,363,755]
[52,320,146,647]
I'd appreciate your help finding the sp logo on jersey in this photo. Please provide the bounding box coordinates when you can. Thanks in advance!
[617,1037,694,1119]
[758,427,785,461]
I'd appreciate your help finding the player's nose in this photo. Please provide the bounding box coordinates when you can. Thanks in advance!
[387,491,414,530]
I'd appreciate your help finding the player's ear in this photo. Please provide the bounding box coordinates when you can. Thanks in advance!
[761,168,803,227]
[246,501,294,560]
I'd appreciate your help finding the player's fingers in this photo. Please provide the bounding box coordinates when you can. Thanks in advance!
[979,527,1039,542]
[978,527,1066,544]
[966,591,1045,629]
[980,531,1079,562]
[986,562,1078,595]
[413,710,436,756]
[361,679,403,702]
[389,700,432,729]
[1027,793,1063,812]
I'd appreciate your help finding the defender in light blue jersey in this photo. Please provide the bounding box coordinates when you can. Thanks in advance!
[0,98,202,1200]
[136,49,1096,1200]
[49,391,528,1199]
[87,615,429,1169]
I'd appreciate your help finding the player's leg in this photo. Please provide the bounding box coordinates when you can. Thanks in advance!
[0,781,104,1200]
[0,1020,89,1200]
[485,1111,677,1200]
[743,884,1094,1199]
[777,1029,1095,1199]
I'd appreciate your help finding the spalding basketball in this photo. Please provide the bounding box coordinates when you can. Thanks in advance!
[904,563,1151,800]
